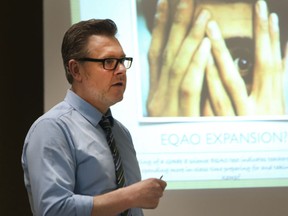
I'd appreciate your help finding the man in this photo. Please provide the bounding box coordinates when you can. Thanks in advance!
[139,0,287,116]
[22,19,166,216]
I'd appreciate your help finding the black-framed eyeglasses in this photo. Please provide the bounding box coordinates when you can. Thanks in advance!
[77,57,133,70]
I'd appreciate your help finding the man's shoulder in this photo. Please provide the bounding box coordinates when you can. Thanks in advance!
[31,101,74,128]
[42,100,69,116]
[25,101,75,140]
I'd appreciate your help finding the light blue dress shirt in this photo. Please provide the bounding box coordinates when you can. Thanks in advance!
[21,89,144,216]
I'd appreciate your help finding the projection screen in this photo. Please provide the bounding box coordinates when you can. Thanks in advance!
[44,0,288,215]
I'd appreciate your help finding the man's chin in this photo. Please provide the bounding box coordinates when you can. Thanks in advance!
[110,96,124,106]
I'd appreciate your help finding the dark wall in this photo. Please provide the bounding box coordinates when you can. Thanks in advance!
[0,1,43,215]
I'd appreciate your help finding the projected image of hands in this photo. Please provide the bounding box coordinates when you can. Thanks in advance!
[137,0,288,117]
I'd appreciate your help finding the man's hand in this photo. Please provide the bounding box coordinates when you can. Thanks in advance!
[147,0,211,116]
[126,178,167,209]
[205,0,286,116]
[92,178,166,216]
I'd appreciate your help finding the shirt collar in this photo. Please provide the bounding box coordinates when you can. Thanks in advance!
[64,89,106,127]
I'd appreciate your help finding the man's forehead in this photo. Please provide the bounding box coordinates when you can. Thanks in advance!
[195,1,253,38]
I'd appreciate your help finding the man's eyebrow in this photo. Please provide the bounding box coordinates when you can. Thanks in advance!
[224,37,253,49]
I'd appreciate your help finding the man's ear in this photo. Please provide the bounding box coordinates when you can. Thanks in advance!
[67,59,82,81]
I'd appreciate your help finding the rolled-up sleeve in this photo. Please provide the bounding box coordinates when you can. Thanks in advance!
[22,119,93,216]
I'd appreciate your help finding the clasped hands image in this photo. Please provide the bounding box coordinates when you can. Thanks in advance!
[143,0,288,117]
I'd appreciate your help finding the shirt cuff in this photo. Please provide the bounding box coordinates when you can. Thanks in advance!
[74,195,94,216]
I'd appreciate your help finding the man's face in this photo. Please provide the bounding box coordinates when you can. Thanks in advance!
[75,35,127,113]
[195,1,254,93]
